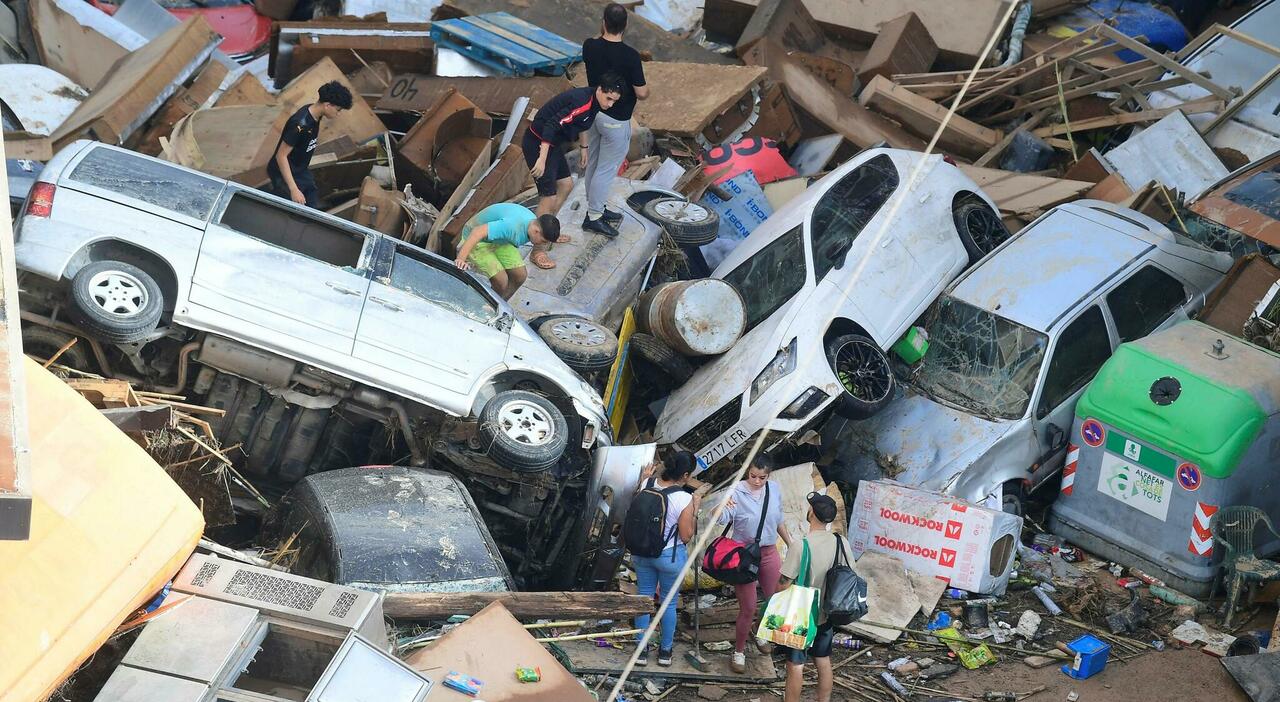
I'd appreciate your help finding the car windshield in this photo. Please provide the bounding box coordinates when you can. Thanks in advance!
[915,297,1048,420]
[721,226,807,334]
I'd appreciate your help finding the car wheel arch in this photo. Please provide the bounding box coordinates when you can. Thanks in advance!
[71,239,181,313]
[474,370,577,420]
[823,318,874,348]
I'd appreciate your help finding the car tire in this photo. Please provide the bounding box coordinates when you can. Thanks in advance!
[629,333,694,386]
[826,334,895,420]
[67,260,164,344]
[477,390,569,472]
[21,325,93,371]
[1001,479,1027,517]
[642,197,720,246]
[538,315,619,372]
[953,200,1011,264]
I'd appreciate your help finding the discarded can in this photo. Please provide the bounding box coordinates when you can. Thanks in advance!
[945,588,969,599]
[964,601,990,628]
[1116,577,1142,589]
[879,672,911,697]
[1129,567,1167,588]
[832,633,863,650]
[1032,585,1063,616]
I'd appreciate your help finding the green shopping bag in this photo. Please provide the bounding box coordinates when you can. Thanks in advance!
[755,539,821,650]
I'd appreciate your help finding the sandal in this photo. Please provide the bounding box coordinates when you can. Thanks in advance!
[531,250,556,269]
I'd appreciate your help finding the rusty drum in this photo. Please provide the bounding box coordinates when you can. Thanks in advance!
[636,280,745,356]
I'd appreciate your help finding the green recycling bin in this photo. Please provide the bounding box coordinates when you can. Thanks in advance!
[1048,321,1280,597]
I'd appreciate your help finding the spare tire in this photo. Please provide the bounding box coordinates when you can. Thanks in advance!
[67,260,164,344]
[953,200,1010,264]
[538,315,619,373]
[477,390,569,472]
[642,197,720,246]
[629,333,694,387]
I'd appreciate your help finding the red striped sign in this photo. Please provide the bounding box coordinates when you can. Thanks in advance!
[1061,444,1079,496]
[1187,502,1217,557]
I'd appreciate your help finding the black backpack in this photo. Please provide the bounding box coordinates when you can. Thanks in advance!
[823,534,869,626]
[623,478,684,558]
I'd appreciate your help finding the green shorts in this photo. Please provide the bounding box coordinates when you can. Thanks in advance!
[468,241,525,278]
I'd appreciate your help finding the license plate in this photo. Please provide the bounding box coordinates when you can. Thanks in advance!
[696,425,749,471]
[1097,453,1172,521]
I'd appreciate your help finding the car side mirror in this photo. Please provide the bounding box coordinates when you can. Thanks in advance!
[1047,423,1065,451]
[495,312,513,331]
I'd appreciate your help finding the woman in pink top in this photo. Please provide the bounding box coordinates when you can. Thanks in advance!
[717,455,792,673]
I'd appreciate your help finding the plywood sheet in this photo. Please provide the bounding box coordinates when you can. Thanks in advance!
[28,0,140,89]
[1102,110,1228,197]
[166,104,279,179]
[379,74,571,115]
[214,71,276,107]
[858,74,1001,156]
[51,15,221,150]
[273,57,386,148]
[404,601,595,702]
[958,165,1094,217]
[622,63,767,136]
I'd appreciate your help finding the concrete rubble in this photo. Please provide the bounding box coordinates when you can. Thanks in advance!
[2,0,1280,701]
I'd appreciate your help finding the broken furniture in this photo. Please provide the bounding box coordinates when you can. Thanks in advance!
[92,553,425,702]
[1211,506,1280,628]
[429,11,580,77]
[393,87,493,204]
[268,20,435,88]
[0,358,204,701]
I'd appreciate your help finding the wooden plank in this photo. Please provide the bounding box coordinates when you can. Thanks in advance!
[974,109,1050,167]
[214,71,275,107]
[378,74,571,114]
[1209,23,1280,59]
[1203,62,1280,136]
[1012,57,1155,104]
[736,0,827,55]
[958,165,1094,216]
[959,26,1113,110]
[382,591,654,619]
[164,105,280,179]
[274,57,386,147]
[1031,97,1223,137]
[741,40,925,150]
[436,0,733,64]
[480,11,582,57]
[1096,24,1236,101]
[626,62,767,136]
[51,16,221,150]
[984,63,1166,122]
[132,59,231,155]
[858,74,1001,156]
[28,0,131,91]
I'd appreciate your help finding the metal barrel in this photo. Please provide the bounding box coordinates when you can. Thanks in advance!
[635,280,745,356]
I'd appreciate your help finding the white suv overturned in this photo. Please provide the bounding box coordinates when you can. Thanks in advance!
[14,142,614,584]
[654,149,1007,472]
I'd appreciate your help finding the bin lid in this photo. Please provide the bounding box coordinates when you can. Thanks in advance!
[1076,321,1276,478]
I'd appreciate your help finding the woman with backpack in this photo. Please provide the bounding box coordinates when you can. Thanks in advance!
[625,451,701,667]
[716,456,792,673]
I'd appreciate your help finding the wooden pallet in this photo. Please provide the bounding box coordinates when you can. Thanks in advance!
[430,11,581,76]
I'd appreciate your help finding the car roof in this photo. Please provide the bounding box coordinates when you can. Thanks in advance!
[949,202,1156,331]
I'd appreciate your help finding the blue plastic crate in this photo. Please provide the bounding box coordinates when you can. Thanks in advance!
[1060,634,1111,680]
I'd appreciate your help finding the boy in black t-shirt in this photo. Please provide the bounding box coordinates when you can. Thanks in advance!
[267,81,352,209]
[580,3,649,238]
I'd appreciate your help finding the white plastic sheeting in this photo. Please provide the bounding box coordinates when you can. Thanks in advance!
[0,65,87,135]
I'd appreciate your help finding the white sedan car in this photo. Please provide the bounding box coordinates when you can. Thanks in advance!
[654,148,1007,472]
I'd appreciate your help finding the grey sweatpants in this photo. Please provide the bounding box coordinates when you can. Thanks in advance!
[583,112,631,217]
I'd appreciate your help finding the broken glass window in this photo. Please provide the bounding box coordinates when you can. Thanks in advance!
[809,153,899,281]
[915,296,1047,420]
[389,251,498,323]
[1180,210,1279,259]
[722,225,807,334]
[1225,162,1280,221]
[70,147,223,221]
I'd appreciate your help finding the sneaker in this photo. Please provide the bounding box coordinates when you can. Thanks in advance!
[755,638,773,656]
[583,215,619,238]
[602,207,623,224]
[730,651,746,673]
[635,647,649,667]
[657,648,674,667]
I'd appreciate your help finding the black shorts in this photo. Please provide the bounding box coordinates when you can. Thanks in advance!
[784,622,834,664]
[521,128,569,198]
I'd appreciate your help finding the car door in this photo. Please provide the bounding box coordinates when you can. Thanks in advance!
[1030,305,1116,459]
[1102,263,1193,343]
[809,153,923,345]
[190,188,373,355]
[353,242,509,405]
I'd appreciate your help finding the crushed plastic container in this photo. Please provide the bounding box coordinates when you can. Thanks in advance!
[891,326,929,364]
[1061,634,1111,679]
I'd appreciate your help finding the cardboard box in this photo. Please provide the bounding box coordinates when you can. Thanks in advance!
[848,480,1021,595]
[858,12,938,84]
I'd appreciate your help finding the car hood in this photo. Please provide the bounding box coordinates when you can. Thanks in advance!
[828,391,1017,491]
[654,292,801,443]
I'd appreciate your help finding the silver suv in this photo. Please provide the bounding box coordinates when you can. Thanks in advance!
[15,141,615,583]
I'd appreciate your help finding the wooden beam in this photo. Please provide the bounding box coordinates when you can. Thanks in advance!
[1209,24,1280,59]
[1032,96,1224,137]
[859,74,1001,156]
[958,25,1100,109]
[1202,62,1280,136]
[1096,24,1236,101]
[382,591,655,620]
[985,63,1166,122]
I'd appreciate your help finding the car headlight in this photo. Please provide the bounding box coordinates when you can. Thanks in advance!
[779,387,830,419]
[750,338,798,404]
